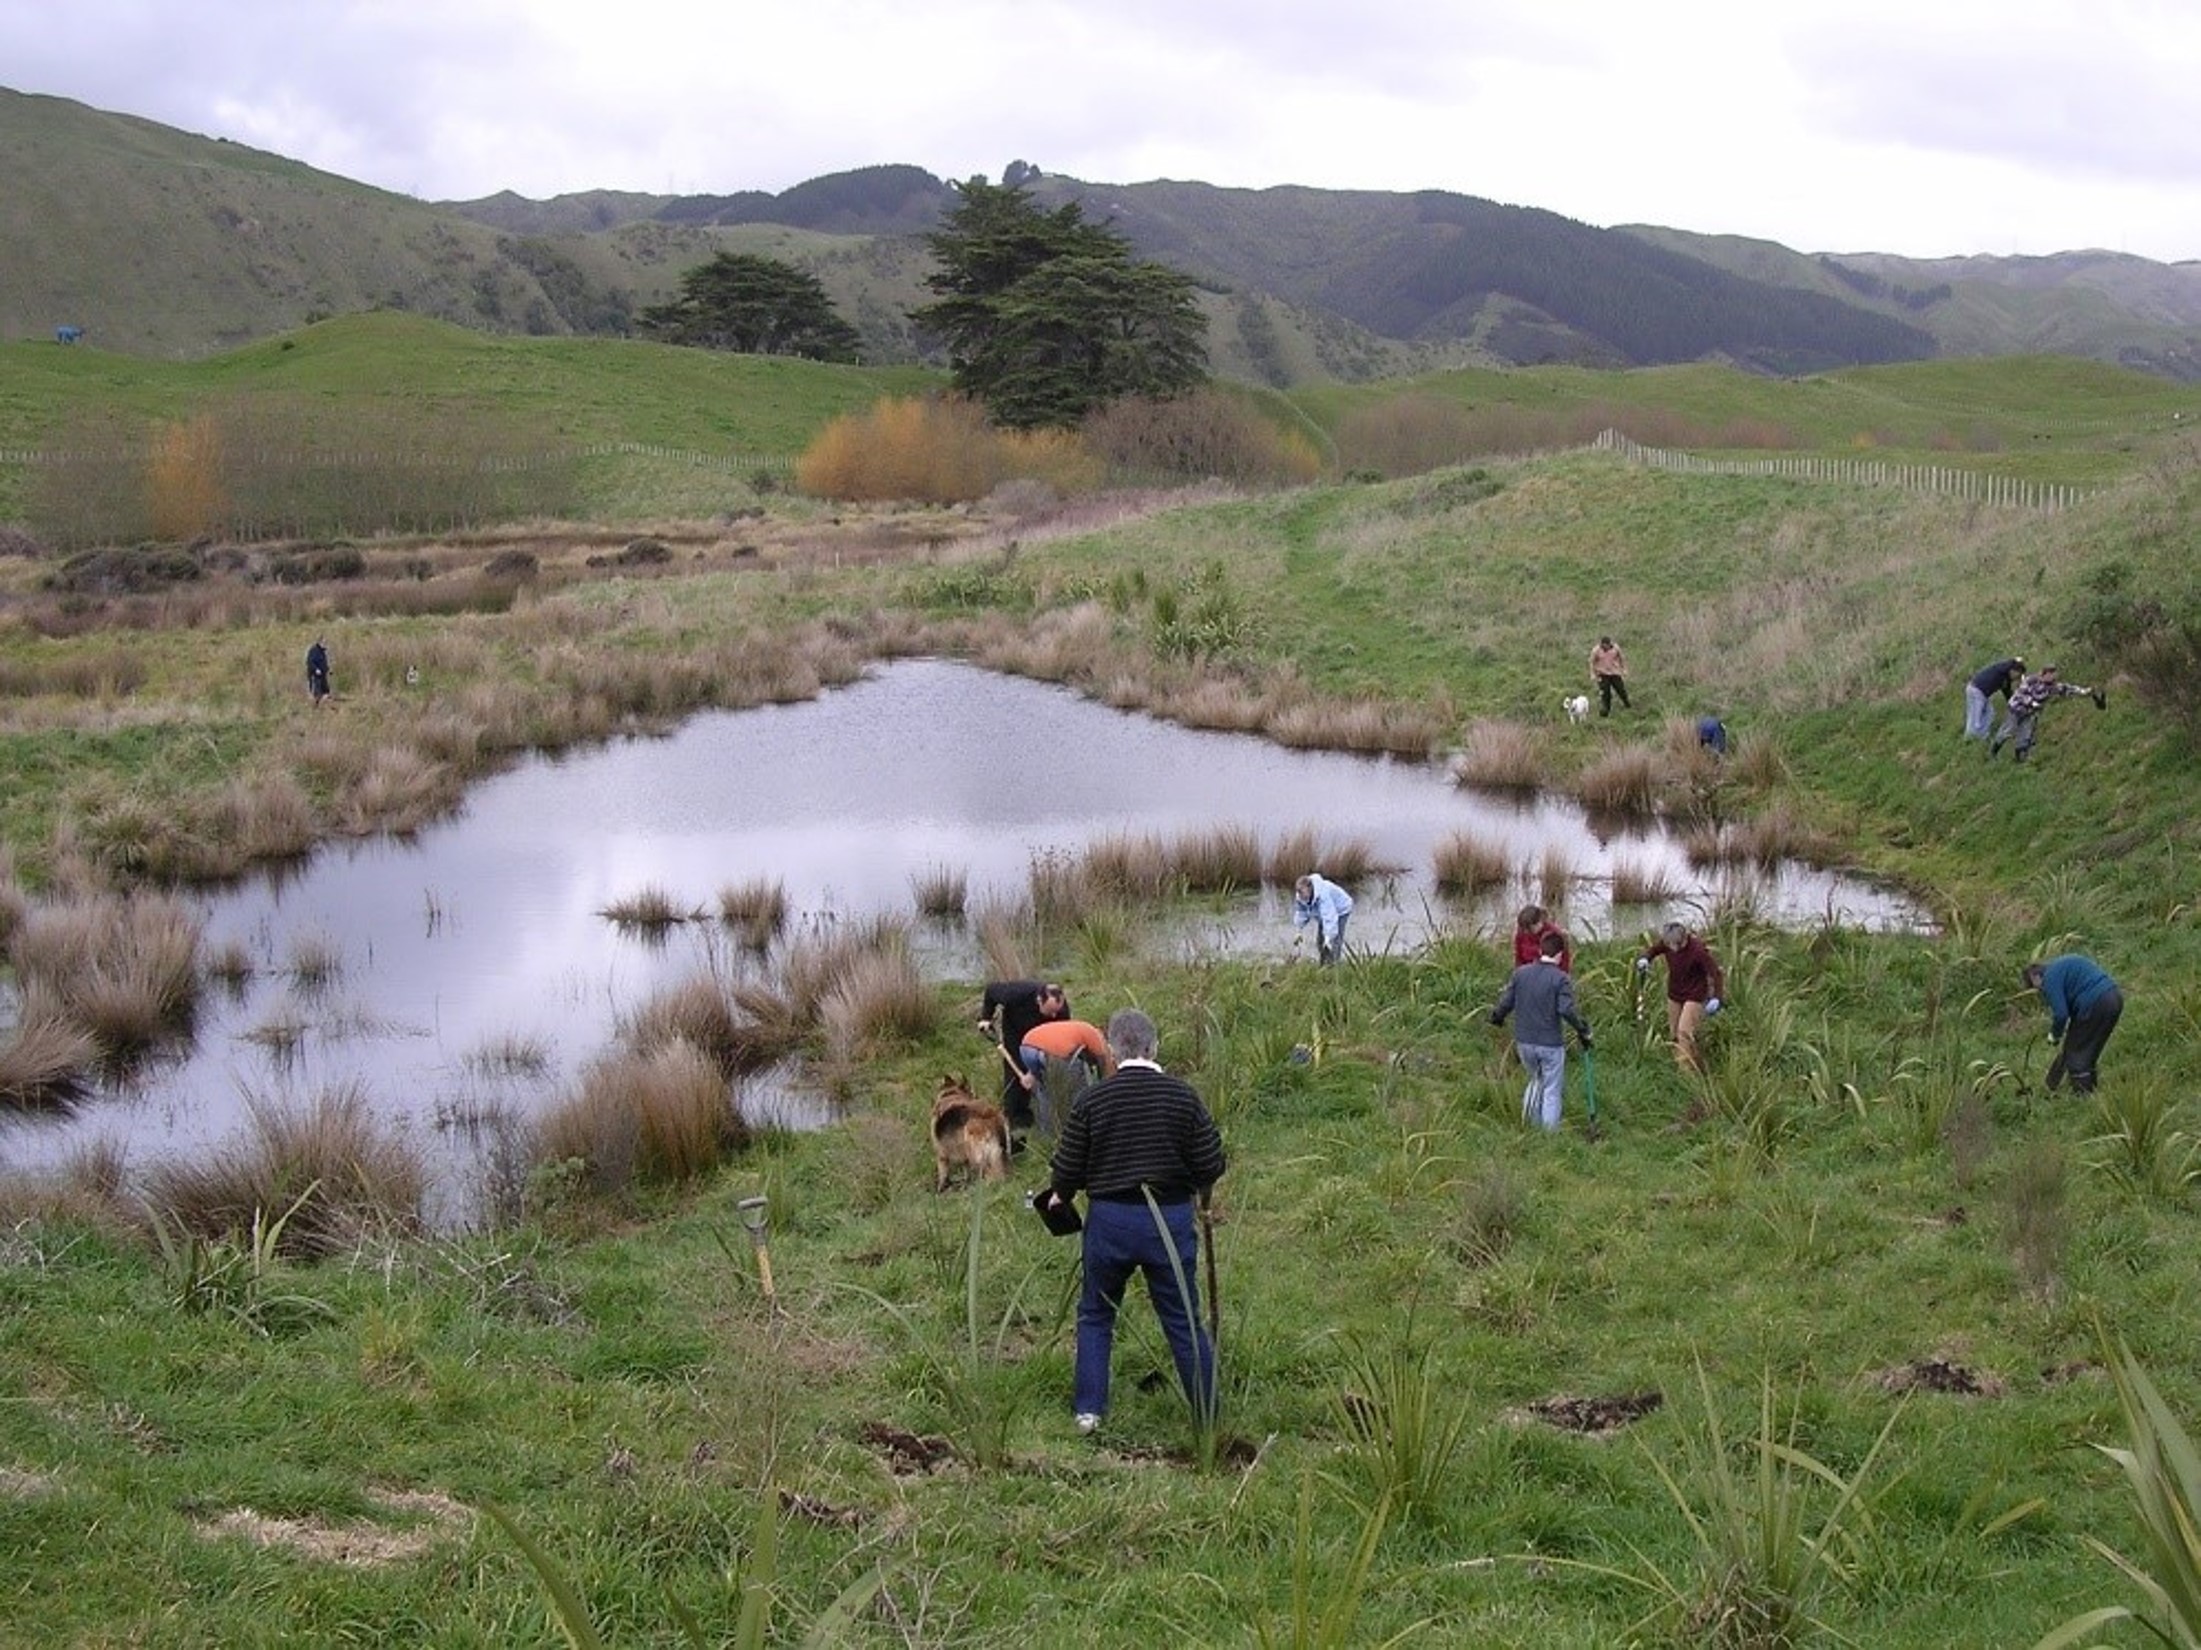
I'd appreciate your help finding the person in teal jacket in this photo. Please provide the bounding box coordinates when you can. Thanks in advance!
[2022,954,2123,1094]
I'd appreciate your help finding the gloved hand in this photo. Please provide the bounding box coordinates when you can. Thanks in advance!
[1704,997,1722,1016]
[2047,1033,2061,1047]
[1634,956,1651,975]
[2091,688,2108,710]
[1488,1009,1504,1026]
[975,1018,993,1036]
[1579,1034,1593,1050]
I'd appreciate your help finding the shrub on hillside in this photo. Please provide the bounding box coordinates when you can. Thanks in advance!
[47,545,203,595]
[0,525,49,558]
[266,545,367,585]
[796,396,1098,504]
[1081,390,1320,488]
[2070,557,2200,749]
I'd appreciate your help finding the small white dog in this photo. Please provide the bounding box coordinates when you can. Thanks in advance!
[1562,694,1591,725]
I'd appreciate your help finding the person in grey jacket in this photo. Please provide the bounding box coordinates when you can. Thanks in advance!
[1490,929,1593,1130]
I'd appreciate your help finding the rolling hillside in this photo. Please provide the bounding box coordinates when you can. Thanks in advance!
[8,84,2201,382]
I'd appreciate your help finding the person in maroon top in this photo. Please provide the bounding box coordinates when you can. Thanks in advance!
[1635,921,1726,1075]
[1512,905,1572,973]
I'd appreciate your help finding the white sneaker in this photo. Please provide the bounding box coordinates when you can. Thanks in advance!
[1075,1413,1101,1434]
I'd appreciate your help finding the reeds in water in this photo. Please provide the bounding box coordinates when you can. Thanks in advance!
[1433,831,1512,895]
[911,862,969,918]
[622,974,747,1076]
[601,884,692,931]
[0,1004,97,1111]
[1081,832,1176,903]
[1609,858,1681,906]
[1575,746,1661,816]
[717,876,788,948]
[141,1083,427,1257]
[1451,719,1549,792]
[535,1043,746,1193]
[9,893,203,1061]
[1264,827,1379,888]
[819,947,938,1061]
[1170,823,1264,894]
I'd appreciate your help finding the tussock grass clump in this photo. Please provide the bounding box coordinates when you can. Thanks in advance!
[819,947,937,1061]
[910,863,969,918]
[9,893,203,1060]
[1576,745,1662,815]
[202,936,254,990]
[1269,697,1441,758]
[1610,858,1681,906]
[0,1004,98,1111]
[717,875,788,947]
[601,884,691,931]
[142,1084,427,1258]
[1171,676,1274,733]
[1451,719,1549,791]
[1530,845,1575,909]
[969,897,1035,981]
[1081,832,1175,904]
[333,745,460,839]
[622,974,746,1077]
[201,773,318,869]
[1266,825,1381,888]
[779,917,912,1023]
[1170,823,1264,893]
[287,930,343,990]
[1432,831,1512,895]
[1725,804,1846,869]
[1027,847,1095,930]
[535,1042,745,1193]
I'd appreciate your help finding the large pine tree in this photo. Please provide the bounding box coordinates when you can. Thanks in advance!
[639,252,862,362]
[913,178,1206,428]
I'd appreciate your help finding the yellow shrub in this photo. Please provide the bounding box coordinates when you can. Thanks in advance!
[797,396,1099,503]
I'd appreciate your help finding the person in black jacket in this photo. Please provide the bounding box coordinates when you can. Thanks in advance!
[976,979,1066,1127]
[1042,1009,1226,1434]
[1964,656,2023,741]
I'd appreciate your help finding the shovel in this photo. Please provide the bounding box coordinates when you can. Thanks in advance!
[1581,1046,1602,1140]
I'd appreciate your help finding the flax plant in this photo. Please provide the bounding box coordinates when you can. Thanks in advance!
[1326,1330,1471,1526]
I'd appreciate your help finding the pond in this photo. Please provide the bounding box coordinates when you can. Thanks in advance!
[1,658,1926,1223]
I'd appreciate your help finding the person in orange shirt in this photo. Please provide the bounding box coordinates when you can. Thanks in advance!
[1019,1015,1117,1134]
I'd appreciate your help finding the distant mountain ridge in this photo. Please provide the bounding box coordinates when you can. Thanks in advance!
[6,85,2200,380]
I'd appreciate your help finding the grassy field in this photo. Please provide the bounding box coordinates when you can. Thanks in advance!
[2,354,2200,1645]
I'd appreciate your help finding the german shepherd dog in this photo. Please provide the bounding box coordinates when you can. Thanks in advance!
[932,1074,1012,1192]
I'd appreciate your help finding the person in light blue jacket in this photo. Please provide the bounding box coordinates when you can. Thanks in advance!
[2022,954,2123,1094]
[1292,872,1354,966]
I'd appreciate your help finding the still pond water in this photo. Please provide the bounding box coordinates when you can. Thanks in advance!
[2,659,1924,1223]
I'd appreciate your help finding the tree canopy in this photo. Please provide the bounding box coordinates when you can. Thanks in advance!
[638,252,862,362]
[912,178,1207,429]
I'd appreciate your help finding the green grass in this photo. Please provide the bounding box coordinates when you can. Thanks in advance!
[1,364,2198,1645]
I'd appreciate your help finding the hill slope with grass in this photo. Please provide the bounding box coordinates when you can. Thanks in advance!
[1,392,2200,1641]
[14,83,2201,383]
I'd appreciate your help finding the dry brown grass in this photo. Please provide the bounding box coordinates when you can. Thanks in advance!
[201,773,318,869]
[1575,746,1662,816]
[1028,848,1096,930]
[622,974,745,1076]
[1722,804,1847,869]
[142,1083,428,1257]
[1530,845,1576,910]
[0,1002,98,1110]
[600,885,692,931]
[535,1042,746,1192]
[1264,826,1380,887]
[779,916,912,1023]
[910,863,969,919]
[1081,832,1176,903]
[9,893,203,1061]
[1433,831,1513,895]
[1268,696,1442,758]
[1451,719,1549,792]
[716,876,789,947]
[1170,823,1265,894]
[970,896,1036,980]
[1609,859,1681,906]
[819,947,938,1062]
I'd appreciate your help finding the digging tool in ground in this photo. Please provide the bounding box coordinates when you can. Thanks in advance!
[1582,1046,1603,1141]
[736,1196,777,1313]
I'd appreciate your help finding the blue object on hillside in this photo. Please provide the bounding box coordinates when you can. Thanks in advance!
[55,325,84,344]
[1696,715,1729,756]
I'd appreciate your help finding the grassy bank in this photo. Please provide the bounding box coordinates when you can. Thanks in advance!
[2,402,2199,1643]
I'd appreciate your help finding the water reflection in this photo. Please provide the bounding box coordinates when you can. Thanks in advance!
[1,658,1924,1220]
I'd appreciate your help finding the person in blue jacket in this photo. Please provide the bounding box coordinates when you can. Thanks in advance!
[2022,954,2123,1094]
[1291,872,1354,966]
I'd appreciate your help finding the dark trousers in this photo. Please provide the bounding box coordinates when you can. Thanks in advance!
[2047,987,2123,1094]
[1075,1198,1213,1420]
[1596,673,1630,714]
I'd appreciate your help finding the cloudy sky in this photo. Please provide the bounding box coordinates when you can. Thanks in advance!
[4,0,2196,262]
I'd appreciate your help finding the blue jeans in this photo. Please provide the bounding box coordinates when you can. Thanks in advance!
[1964,684,1993,739]
[1519,1043,1565,1130]
[1075,1197,1213,1421]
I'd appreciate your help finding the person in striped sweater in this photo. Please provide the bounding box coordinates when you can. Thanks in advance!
[1041,1008,1227,1434]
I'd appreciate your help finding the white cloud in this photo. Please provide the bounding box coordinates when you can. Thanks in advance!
[1,0,2196,258]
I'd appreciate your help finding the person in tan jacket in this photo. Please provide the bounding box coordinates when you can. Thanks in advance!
[1589,636,1631,716]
